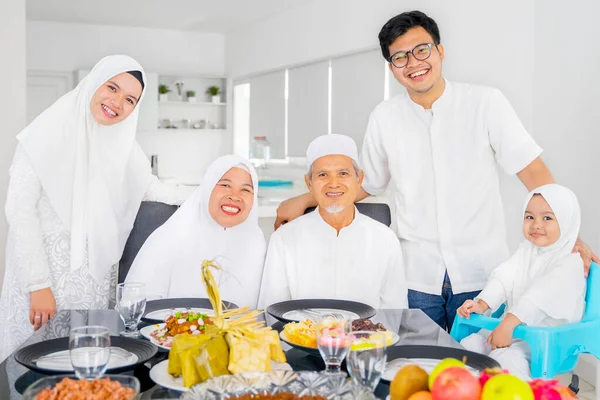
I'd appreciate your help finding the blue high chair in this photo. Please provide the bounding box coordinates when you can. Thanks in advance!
[450,261,600,380]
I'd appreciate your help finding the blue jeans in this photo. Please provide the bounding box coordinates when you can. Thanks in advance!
[408,271,481,332]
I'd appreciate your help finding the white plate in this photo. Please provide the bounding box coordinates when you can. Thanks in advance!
[149,360,293,392]
[381,358,479,382]
[281,309,360,321]
[140,323,172,351]
[35,347,138,371]
[144,308,214,323]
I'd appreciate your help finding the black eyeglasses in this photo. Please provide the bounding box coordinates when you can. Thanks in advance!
[388,43,436,68]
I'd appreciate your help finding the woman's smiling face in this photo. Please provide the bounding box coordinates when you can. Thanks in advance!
[89,72,143,126]
[208,167,255,228]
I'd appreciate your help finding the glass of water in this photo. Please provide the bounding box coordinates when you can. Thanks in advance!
[315,317,351,375]
[69,326,111,379]
[116,282,146,338]
[347,331,387,390]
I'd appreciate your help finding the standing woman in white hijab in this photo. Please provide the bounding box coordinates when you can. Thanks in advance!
[0,55,189,361]
[125,155,266,309]
[456,184,586,380]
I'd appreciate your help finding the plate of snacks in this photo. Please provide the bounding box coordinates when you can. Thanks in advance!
[279,318,400,356]
[22,375,139,400]
[140,310,213,350]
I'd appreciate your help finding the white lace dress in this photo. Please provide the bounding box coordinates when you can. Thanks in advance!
[0,146,191,361]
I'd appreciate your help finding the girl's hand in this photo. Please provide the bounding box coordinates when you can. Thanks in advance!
[457,299,488,319]
[486,314,521,350]
[29,288,57,331]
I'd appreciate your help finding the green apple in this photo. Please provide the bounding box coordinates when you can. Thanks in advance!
[428,358,466,389]
[481,374,534,400]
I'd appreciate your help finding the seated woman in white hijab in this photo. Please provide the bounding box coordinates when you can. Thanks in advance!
[0,55,191,361]
[457,184,586,380]
[125,155,266,309]
[258,134,408,311]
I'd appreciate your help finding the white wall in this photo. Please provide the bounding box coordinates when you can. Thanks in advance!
[0,1,26,288]
[27,21,225,75]
[533,0,600,254]
[226,0,536,249]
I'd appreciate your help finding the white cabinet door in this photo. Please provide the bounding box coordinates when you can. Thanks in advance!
[27,71,74,124]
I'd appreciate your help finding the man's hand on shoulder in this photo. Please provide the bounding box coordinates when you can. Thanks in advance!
[274,193,313,230]
[572,237,599,277]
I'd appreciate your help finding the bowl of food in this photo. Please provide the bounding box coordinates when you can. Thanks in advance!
[22,375,140,400]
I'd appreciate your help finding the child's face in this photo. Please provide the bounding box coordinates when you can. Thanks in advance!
[523,194,561,247]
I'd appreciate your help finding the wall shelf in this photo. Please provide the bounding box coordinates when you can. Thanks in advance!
[158,101,226,106]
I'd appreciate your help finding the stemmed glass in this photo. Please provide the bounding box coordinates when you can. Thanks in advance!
[347,331,387,391]
[116,282,146,338]
[315,317,351,375]
[69,326,111,379]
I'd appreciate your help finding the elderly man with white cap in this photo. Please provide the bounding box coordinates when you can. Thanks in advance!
[258,134,408,310]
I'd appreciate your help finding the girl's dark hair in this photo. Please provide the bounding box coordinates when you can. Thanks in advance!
[378,11,441,60]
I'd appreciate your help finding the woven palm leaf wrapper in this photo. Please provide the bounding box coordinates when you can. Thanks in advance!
[168,259,286,387]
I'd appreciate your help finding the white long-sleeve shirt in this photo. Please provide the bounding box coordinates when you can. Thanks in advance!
[258,208,408,310]
[360,81,542,295]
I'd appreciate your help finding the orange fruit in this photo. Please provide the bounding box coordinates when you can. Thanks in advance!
[408,391,432,400]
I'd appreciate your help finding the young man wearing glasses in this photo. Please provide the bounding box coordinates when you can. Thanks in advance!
[275,10,597,331]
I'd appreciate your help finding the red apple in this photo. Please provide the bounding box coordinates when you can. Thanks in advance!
[431,367,481,400]
[479,367,509,387]
[481,374,534,400]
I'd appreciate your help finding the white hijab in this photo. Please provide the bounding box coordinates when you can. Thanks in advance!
[16,55,151,283]
[491,184,585,323]
[125,155,266,309]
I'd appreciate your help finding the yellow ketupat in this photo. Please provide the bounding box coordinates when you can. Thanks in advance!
[168,334,212,377]
[226,332,271,374]
[167,260,287,386]
[194,334,230,382]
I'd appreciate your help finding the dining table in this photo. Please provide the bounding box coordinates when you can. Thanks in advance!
[0,308,464,399]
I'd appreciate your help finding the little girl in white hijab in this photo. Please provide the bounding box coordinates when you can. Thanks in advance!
[125,155,266,309]
[457,184,586,380]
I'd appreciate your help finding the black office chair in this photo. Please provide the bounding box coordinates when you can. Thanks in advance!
[304,203,392,227]
[118,201,178,284]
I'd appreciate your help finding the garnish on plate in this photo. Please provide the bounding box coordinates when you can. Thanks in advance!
[149,311,212,348]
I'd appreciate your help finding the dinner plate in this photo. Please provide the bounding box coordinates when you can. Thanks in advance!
[267,299,376,323]
[140,323,172,351]
[380,345,500,382]
[149,359,293,392]
[142,298,237,324]
[14,336,157,375]
[279,330,401,357]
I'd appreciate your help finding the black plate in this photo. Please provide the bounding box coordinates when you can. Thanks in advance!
[141,297,238,323]
[267,299,376,323]
[385,345,500,371]
[14,336,158,375]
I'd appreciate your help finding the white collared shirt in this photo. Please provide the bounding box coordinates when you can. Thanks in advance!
[258,208,408,310]
[360,81,542,295]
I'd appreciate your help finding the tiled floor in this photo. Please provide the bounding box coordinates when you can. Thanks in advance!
[556,373,597,399]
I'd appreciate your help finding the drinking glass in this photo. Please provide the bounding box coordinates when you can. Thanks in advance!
[69,326,111,379]
[116,282,146,338]
[315,318,351,375]
[347,331,387,390]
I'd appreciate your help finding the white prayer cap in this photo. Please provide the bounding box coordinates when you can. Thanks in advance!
[306,134,360,171]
